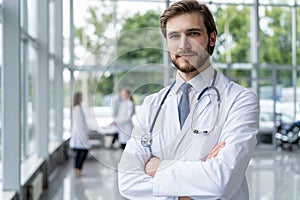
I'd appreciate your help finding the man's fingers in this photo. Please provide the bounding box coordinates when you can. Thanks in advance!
[212,141,225,154]
[207,141,225,160]
[144,156,161,177]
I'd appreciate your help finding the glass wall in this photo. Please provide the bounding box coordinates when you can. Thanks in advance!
[0,8,2,167]
[49,59,56,141]
[258,4,298,119]
[0,0,300,191]
[0,0,299,162]
[25,44,38,157]
[49,0,57,143]
[65,0,300,146]
[20,0,38,160]
[1,0,63,170]
[63,68,71,139]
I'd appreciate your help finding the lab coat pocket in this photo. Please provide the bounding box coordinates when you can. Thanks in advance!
[190,96,213,133]
[190,97,221,159]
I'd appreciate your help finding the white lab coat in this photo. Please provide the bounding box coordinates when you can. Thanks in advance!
[118,67,259,200]
[69,105,91,149]
[114,99,135,144]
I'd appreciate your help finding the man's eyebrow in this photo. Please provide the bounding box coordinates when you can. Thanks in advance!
[186,28,203,32]
[167,28,203,36]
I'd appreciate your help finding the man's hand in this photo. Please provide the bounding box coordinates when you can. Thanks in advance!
[144,156,161,177]
[206,141,225,160]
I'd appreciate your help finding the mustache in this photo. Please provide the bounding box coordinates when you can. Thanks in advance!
[175,50,198,58]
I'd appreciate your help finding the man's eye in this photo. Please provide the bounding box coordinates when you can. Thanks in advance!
[188,32,200,37]
[169,34,180,40]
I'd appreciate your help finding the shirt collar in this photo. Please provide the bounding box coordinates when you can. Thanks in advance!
[172,65,215,94]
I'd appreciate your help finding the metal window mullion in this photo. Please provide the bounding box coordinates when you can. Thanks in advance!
[20,28,38,49]
[55,0,64,141]
[20,0,28,160]
[37,0,49,158]
[292,3,297,120]
[69,0,74,66]
[69,0,74,130]
[251,0,259,97]
[21,39,29,160]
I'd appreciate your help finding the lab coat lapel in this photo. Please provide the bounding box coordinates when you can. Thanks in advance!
[164,95,212,160]
[157,72,229,161]
[151,94,181,159]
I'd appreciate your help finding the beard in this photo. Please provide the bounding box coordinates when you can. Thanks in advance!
[171,51,210,73]
[171,56,197,73]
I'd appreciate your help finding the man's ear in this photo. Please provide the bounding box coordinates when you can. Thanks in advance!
[209,31,217,47]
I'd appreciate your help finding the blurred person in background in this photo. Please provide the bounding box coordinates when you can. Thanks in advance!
[70,92,91,177]
[110,89,122,148]
[113,88,135,150]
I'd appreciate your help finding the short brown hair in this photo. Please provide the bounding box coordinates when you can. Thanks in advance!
[160,0,217,55]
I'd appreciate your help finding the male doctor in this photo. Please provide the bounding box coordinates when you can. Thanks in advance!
[118,0,259,199]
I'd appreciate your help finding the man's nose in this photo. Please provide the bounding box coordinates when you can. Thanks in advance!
[179,35,191,50]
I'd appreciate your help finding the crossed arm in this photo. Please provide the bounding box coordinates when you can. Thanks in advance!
[144,141,226,200]
[144,141,226,177]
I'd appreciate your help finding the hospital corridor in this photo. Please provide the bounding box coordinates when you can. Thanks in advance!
[2,0,300,199]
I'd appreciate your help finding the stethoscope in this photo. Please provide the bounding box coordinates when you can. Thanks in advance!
[141,69,221,156]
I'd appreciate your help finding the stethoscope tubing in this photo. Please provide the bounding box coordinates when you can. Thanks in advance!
[142,69,220,156]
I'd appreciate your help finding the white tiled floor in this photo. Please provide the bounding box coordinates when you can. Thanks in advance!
[41,148,125,200]
[41,145,300,200]
[247,145,300,200]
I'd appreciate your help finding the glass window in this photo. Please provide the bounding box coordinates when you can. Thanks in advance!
[0,19,2,68]
[73,0,165,66]
[0,16,2,173]
[214,5,251,63]
[63,68,71,139]
[297,7,300,63]
[27,0,38,38]
[25,44,38,157]
[63,0,70,64]
[116,1,165,16]
[202,0,254,3]
[259,6,292,65]
[49,59,57,141]
[259,0,294,5]
[49,1,55,53]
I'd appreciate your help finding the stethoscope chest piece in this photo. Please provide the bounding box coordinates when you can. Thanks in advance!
[141,133,152,147]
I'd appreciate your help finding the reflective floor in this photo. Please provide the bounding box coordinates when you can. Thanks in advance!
[41,145,300,200]
[247,145,300,200]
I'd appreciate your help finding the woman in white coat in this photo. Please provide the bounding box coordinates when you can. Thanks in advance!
[69,92,91,176]
[118,1,259,199]
[113,88,135,150]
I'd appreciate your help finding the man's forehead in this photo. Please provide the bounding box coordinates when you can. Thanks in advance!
[165,12,205,33]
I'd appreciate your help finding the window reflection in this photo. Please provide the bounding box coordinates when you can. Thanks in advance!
[26,44,38,157]
[49,59,57,141]
[63,68,71,139]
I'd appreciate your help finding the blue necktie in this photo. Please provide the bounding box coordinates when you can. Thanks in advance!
[179,83,191,128]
